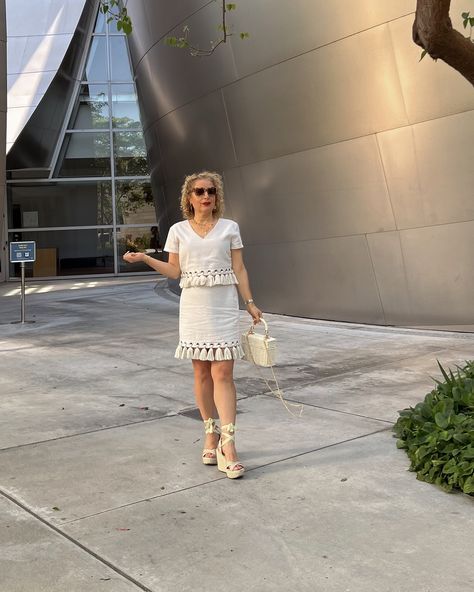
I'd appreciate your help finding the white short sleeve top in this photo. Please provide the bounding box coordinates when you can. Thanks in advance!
[164,218,243,288]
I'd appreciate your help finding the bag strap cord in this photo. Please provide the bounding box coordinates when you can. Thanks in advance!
[247,319,303,418]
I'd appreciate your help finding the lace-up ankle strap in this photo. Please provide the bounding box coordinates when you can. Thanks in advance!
[219,422,236,446]
[204,418,219,434]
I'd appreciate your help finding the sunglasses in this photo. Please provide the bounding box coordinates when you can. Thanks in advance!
[192,187,217,197]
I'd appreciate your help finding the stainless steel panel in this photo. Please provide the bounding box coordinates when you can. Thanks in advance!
[0,0,5,42]
[6,106,36,145]
[377,111,474,229]
[8,92,45,109]
[143,125,165,185]
[134,3,238,123]
[231,135,396,244]
[222,167,245,222]
[398,222,474,324]
[7,72,53,97]
[127,0,208,70]
[159,176,185,236]
[366,231,413,325]
[7,0,95,170]
[0,40,5,112]
[389,14,474,124]
[244,236,385,324]
[20,34,73,74]
[157,91,237,180]
[6,36,27,73]
[6,0,86,37]
[223,24,408,165]
[0,112,5,175]
[230,0,414,78]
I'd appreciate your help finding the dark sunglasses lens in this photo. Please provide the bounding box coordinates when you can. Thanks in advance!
[193,187,217,196]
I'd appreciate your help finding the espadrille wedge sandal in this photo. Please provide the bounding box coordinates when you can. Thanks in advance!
[202,418,219,465]
[216,423,245,479]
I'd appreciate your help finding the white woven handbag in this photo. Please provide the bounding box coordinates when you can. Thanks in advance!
[241,317,302,416]
[241,318,276,367]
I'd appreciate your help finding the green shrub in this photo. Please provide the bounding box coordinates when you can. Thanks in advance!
[393,360,474,495]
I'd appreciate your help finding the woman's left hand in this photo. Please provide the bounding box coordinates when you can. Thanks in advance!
[247,303,263,324]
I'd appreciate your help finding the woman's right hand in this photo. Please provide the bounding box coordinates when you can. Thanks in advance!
[123,251,146,264]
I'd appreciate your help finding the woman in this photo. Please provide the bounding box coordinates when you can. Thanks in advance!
[123,171,262,479]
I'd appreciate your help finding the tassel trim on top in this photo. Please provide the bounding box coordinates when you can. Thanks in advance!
[174,343,245,361]
[179,268,238,289]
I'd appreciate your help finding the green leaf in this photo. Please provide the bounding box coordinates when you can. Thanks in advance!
[122,21,132,35]
[437,361,451,385]
[462,476,474,494]
[434,412,449,429]
[462,12,470,19]
[240,32,250,39]
[470,17,474,27]
[226,3,237,10]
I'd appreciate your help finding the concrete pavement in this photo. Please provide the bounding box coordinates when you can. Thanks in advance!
[1,277,473,592]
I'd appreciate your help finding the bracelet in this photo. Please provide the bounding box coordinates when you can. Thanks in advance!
[244,299,254,306]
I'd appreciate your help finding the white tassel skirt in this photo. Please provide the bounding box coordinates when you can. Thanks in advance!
[175,284,244,361]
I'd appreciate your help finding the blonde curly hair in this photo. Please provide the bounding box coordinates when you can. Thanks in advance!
[180,171,225,219]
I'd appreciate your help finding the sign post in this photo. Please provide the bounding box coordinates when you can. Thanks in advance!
[9,241,36,324]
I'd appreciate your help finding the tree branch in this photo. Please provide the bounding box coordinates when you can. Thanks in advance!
[413,0,474,85]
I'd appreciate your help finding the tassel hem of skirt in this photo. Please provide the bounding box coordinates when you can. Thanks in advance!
[174,344,245,361]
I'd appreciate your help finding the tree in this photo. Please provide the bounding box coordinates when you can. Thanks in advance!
[99,0,132,34]
[413,0,474,85]
[166,1,248,57]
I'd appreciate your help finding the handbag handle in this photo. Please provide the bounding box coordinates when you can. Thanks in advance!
[248,316,270,337]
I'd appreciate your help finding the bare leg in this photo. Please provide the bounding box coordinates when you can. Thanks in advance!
[192,360,219,452]
[211,360,243,468]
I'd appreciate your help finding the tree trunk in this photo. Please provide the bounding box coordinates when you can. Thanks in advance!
[413,0,474,85]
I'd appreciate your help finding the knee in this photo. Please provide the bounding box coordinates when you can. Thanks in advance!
[193,361,212,383]
[211,362,234,384]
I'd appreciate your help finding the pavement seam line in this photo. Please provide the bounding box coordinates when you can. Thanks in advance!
[0,395,258,452]
[0,393,259,453]
[0,391,378,453]
[0,488,155,592]
[259,392,395,424]
[0,414,178,452]
[61,426,392,525]
[276,344,459,389]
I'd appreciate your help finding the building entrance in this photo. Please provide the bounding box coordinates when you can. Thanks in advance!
[5,7,159,281]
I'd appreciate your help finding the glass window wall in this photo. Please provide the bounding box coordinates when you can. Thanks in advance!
[117,227,165,274]
[57,132,111,177]
[84,37,108,82]
[8,181,113,228]
[6,6,157,280]
[115,180,157,225]
[109,36,133,81]
[8,229,114,278]
[114,132,148,176]
[68,84,109,129]
[112,85,141,129]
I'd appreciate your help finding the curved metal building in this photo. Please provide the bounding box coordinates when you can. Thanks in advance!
[126,0,474,328]
[2,1,473,328]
